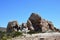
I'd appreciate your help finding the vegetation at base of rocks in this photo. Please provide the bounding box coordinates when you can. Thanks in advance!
[0,31,22,40]
[7,31,23,38]
[11,31,22,37]
[27,29,56,34]
[1,37,7,40]
[27,30,42,34]
[0,31,7,40]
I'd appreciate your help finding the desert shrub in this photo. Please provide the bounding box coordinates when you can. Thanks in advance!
[12,31,22,37]
[1,37,7,40]
[28,30,38,34]
[0,31,5,38]
[7,31,22,38]
[0,31,22,40]
[28,30,43,34]
[0,31,7,40]
[28,30,35,34]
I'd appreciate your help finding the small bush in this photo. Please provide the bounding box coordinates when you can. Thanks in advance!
[28,30,43,34]
[0,31,6,40]
[10,31,22,37]
[7,31,22,38]
[28,30,37,34]
[14,31,22,37]
[28,31,34,34]
[1,37,7,40]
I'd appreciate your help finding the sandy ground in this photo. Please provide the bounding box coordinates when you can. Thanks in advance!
[7,32,60,40]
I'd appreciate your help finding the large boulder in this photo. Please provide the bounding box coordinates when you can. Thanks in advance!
[29,13,42,31]
[7,21,19,33]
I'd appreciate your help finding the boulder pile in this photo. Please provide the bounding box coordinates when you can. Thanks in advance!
[7,13,60,33]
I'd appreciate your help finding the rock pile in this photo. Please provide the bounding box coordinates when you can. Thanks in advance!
[27,13,60,32]
[7,13,60,33]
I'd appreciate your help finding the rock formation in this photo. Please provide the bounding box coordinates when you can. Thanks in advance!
[27,13,60,32]
[7,13,60,33]
[7,21,20,32]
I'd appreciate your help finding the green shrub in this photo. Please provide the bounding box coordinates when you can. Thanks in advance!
[1,37,7,40]
[6,31,23,38]
[13,31,22,37]
[28,30,37,34]
[0,31,6,40]
[28,30,43,34]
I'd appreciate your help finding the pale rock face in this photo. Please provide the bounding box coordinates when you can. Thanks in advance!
[27,20,34,30]
[30,26,34,30]
[22,23,27,28]
[22,28,29,33]
[13,28,17,31]
[40,19,49,32]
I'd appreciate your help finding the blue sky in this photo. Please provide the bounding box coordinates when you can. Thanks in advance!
[0,0,60,28]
